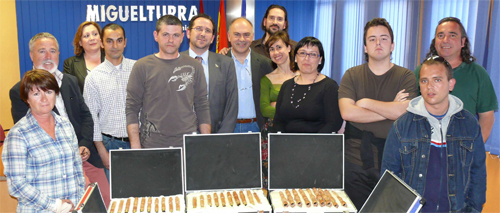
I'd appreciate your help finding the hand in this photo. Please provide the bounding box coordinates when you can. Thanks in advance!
[270,102,277,108]
[98,150,110,170]
[79,146,90,161]
[218,47,230,55]
[393,89,409,102]
[55,199,74,213]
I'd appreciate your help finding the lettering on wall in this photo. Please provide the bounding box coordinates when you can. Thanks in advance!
[86,5,199,22]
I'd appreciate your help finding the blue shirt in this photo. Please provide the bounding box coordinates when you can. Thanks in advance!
[231,49,256,119]
[2,110,85,212]
[188,48,209,96]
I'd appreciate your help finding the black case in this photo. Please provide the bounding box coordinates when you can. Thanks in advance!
[359,170,424,213]
[109,148,184,199]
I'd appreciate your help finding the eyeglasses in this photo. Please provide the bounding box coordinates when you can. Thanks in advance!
[297,51,320,59]
[422,55,452,70]
[193,26,213,34]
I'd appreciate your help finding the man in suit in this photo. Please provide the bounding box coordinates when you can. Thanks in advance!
[9,32,110,206]
[226,18,273,132]
[182,13,238,133]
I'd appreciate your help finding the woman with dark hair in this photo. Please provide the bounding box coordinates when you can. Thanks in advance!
[2,69,85,212]
[63,21,105,93]
[273,37,343,133]
[259,31,296,187]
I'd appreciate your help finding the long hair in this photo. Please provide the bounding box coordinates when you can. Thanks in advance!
[426,17,475,63]
[73,21,102,56]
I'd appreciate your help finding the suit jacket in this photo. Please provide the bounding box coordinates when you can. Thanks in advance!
[63,53,105,93]
[227,50,273,129]
[181,50,239,133]
[10,73,103,168]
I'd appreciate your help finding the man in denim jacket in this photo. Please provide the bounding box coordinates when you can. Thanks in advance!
[381,56,486,212]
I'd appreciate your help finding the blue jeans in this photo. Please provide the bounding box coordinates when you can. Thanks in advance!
[102,135,131,181]
[234,122,259,133]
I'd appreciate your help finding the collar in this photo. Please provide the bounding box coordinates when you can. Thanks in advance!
[103,57,126,72]
[188,48,209,65]
[231,48,252,65]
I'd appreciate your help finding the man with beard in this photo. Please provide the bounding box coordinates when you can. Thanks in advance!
[9,32,107,204]
[126,15,210,148]
[182,13,238,133]
[226,18,273,132]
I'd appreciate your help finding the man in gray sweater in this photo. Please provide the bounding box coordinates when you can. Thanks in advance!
[126,15,211,148]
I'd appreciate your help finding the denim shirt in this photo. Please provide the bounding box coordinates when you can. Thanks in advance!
[381,107,486,212]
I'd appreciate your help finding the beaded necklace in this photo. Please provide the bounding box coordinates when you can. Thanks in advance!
[290,73,319,108]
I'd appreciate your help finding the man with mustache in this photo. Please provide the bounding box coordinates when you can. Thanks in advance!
[9,32,108,206]
[219,5,296,59]
[338,18,417,209]
[83,23,135,187]
[414,17,497,143]
[182,13,238,133]
[126,15,210,148]
[226,18,273,132]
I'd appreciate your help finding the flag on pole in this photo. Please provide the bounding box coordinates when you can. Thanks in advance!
[199,0,204,13]
[241,0,246,17]
[216,0,228,53]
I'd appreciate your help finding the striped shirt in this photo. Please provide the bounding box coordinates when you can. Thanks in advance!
[2,110,85,212]
[83,57,136,141]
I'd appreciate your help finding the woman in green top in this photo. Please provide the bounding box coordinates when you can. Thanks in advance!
[260,31,297,188]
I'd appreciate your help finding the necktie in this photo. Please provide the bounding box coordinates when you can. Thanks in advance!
[195,56,203,64]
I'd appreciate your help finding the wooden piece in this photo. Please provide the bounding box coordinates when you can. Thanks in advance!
[175,196,180,211]
[233,191,241,206]
[324,190,338,208]
[192,196,197,209]
[200,195,205,208]
[246,190,255,205]
[147,197,152,213]
[239,191,247,206]
[299,189,311,207]
[118,200,124,213]
[125,198,131,213]
[306,188,319,206]
[161,197,166,212]
[207,194,212,207]
[214,193,220,207]
[155,198,159,213]
[227,192,234,206]
[133,197,139,213]
[168,197,173,213]
[253,192,261,204]
[319,189,332,207]
[140,197,146,212]
[285,189,295,207]
[279,191,289,207]
[220,192,226,207]
[110,201,117,213]
[292,189,302,207]
[331,191,347,207]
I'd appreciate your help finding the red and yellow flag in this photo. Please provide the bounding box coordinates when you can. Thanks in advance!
[216,0,228,53]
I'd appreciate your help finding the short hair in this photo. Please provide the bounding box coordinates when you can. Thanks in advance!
[229,17,254,31]
[363,18,394,62]
[188,13,216,36]
[293,37,326,72]
[421,55,453,80]
[73,21,102,56]
[426,17,476,63]
[20,69,60,104]
[260,5,289,33]
[156,15,182,32]
[101,23,126,40]
[265,31,295,71]
[29,32,59,53]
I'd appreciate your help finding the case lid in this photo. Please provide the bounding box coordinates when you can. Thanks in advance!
[359,170,424,213]
[110,148,184,199]
[268,133,344,190]
[183,133,262,192]
[73,182,107,213]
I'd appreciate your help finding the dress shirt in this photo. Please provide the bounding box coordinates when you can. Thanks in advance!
[231,49,256,119]
[2,110,85,212]
[188,48,210,96]
[50,69,69,119]
[83,57,136,141]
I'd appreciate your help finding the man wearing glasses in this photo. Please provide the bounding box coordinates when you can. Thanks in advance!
[382,56,486,212]
[414,17,497,143]
[182,13,238,133]
[126,15,210,148]
[338,18,417,209]
[226,17,272,133]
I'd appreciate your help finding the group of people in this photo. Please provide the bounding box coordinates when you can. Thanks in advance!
[2,4,496,213]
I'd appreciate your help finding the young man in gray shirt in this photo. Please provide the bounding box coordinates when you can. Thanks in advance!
[126,15,211,148]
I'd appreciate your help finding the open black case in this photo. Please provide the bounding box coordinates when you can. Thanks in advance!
[73,182,107,213]
[108,148,185,213]
[359,170,424,213]
[183,133,272,213]
[268,133,357,213]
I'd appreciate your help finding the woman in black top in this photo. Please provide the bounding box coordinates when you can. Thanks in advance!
[273,37,343,133]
